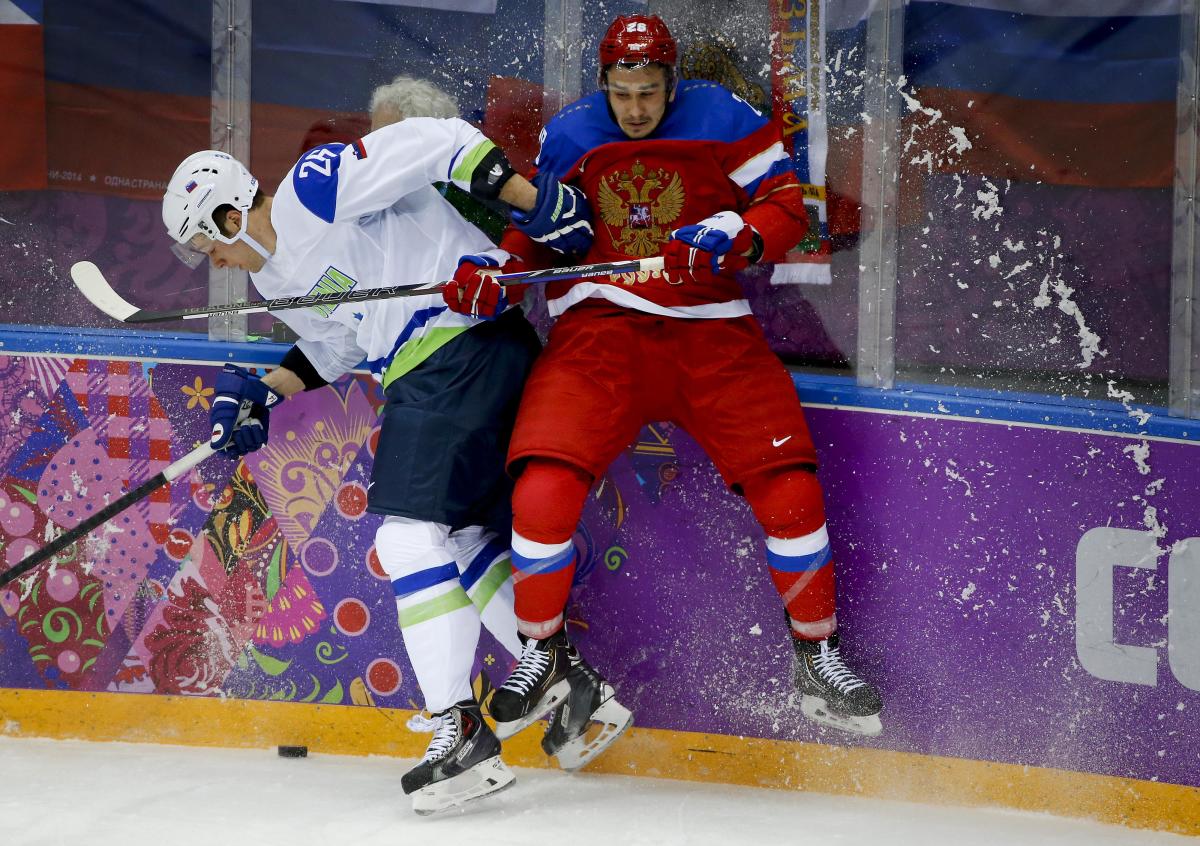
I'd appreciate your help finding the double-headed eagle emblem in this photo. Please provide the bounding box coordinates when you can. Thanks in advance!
[597,161,686,257]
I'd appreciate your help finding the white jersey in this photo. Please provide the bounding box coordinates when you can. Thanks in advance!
[250,117,509,387]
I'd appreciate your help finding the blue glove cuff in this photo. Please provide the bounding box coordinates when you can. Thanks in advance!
[214,364,284,409]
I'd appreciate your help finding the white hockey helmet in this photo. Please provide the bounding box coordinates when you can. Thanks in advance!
[162,150,259,268]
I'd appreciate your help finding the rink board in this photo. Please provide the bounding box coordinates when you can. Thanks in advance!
[0,343,1198,835]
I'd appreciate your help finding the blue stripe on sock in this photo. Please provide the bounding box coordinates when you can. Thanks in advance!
[766,544,833,573]
[459,537,510,592]
[392,561,460,598]
[511,545,575,576]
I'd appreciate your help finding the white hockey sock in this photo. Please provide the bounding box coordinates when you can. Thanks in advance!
[376,516,480,712]
[449,526,522,659]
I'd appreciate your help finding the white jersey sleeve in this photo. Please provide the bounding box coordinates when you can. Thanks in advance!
[272,307,366,384]
[288,117,503,225]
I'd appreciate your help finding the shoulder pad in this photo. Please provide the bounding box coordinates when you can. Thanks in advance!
[291,143,346,223]
[539,92,614,177]
[665,81,767,142]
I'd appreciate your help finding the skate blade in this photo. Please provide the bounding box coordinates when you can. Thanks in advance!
[411,755,515,816]
[551,697,634,772]
[801,695,883,737]
[493,679,571,740]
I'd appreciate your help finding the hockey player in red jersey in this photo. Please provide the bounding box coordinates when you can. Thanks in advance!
[443,14,884,752]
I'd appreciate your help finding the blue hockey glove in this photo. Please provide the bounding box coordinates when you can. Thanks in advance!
[663,211,758,285]
[511,170,594,256]
[209,364,284,459]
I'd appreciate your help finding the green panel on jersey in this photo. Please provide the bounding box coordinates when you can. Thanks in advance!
[380,325,471,389]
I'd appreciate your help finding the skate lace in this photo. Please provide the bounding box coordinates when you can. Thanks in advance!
[406,712,459,763]
[500,639,551,695]
[812,643,866,694]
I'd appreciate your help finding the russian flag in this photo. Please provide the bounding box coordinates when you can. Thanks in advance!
[825,0,1182,241]
[0,0,47,190]
[903,0,1181,189]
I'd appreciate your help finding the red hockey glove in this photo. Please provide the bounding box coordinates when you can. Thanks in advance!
[662,211,758,285]
[442,254,507,320]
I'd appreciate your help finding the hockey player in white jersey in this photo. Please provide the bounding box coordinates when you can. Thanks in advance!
[161,112,594,814]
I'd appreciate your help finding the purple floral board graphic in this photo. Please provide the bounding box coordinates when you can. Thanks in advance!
[1,350,1197,792]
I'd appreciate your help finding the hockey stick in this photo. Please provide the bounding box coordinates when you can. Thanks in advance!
[0,442,216,590]
[70,257,666,324]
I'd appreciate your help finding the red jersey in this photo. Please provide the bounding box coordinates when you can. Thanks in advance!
[500,81,808,319]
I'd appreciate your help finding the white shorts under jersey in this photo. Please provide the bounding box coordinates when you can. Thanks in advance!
[250,117,508,388]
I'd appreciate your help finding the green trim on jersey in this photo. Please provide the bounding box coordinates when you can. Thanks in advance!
[380,325,471,389]
[450,139,497,187]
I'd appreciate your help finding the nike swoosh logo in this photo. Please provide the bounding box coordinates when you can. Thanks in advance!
[772,435,792,447]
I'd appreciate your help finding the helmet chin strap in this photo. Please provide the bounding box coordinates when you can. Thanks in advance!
[237,229,273,263]
[232,210,273,264]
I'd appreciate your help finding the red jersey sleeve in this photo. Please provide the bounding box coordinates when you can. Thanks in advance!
[720,121,809,263]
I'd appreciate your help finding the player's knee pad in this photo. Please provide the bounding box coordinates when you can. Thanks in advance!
[373,515,454,582]
[512,457,593,544]
[741,466,828,539]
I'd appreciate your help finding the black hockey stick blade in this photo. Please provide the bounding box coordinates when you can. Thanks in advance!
[0,443,216,590]
[70,257,665,324]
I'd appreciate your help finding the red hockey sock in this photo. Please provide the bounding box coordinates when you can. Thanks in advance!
[509,458,593,637]
[743,468,838,639]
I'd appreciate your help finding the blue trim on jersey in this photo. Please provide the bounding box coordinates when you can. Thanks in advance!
[365,305,449,377]
[392,561,460,599]
[291,143,346,223]
[511,545,575,576]
[539,81,770,181]
[447,144,466,183]
[767,545,833,574]
[742,158,800,202]
[459,537,510,592]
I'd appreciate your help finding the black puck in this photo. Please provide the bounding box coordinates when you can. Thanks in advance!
[277,745,308,758]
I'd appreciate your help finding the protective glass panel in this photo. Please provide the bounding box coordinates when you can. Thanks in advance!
[890,0,1180,406]
[568,1,860,373]
[247,0,549,341]
[0,1,212,332]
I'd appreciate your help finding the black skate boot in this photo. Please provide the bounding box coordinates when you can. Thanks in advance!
[793,631,883,736]
[542,647,633,771]
[401,699,514,815]
[489,628,574,740]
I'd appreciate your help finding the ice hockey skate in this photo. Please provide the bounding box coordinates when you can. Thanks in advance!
[401,699,515,815]
[542,650,633,770]
[489,629,575,739]
[793,632,883,736]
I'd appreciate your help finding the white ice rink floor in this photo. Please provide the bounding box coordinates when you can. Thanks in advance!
[0,737,1192,846]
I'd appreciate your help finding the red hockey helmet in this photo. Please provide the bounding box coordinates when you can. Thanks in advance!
[598,15,677,70]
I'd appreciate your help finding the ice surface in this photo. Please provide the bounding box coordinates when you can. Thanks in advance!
[0,737,1191,846]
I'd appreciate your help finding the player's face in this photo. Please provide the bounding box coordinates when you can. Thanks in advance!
[206,238,265,272]
[605,65,671,139]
